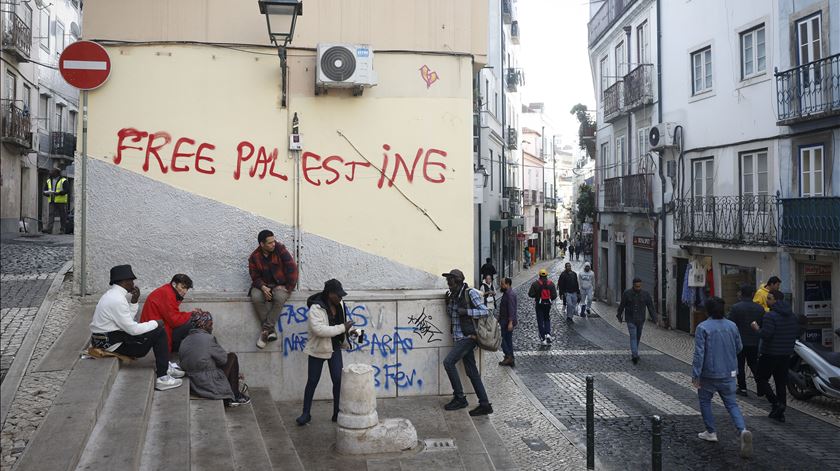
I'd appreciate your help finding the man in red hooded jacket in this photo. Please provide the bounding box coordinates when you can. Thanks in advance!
[141,274,197,353]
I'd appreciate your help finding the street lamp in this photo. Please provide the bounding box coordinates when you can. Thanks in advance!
[258,0,303,106]
[475,165,490,187]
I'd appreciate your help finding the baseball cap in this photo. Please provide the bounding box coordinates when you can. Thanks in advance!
[441,269,465,280]
[539,269,548,277]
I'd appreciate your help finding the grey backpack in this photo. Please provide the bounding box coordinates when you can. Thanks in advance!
[463,288,501,351]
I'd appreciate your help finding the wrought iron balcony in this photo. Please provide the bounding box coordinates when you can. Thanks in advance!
[603,177,622,210]
[507,127,518,149]
[775,53,840,125]
[588,0,638,46]
[779,197,840,251]
[1,100,32,149]
[503,186,521,202]
[624,64,654,111]
[674,195,778,246]
[511,21,520,44]
[603,80,624,122]
[544,196,557,209]
[52,132,77,158]
[1,13,32,61]
[506,68,521,92]
[523,189,532,206]
[601,174,652,212]
[502,0,512,24]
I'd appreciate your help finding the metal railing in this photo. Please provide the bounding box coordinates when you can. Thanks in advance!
[51,132,77,158]
[624,64,654,111]
[511,21,520,44]
[506,68,520,92]
[588,0,637,46]
[674,195,777,246]
[603,80,624,121]
[1,100,32,148]
[775,53,840,124]
[622,173,653,209]
[604,177,621,210]
[507,127,518,149]
[523,189,532,206]
[1,13,32,60]
[778,197,840,251]
[503,186,521,202]
[545,196,557,209]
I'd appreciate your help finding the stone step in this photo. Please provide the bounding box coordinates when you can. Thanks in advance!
[190,399,235,471]
[139,377,192,471]
[36,303,95,372]
[225,402,273,471]
[75,362,156,470]
[15,357,120,471]
[249,388,304,471]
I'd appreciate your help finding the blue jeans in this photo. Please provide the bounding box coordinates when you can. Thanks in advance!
[301,350,343,417]
[565,293,579,319]
[698,377,746,433]
[535,304,551,339]
[500,323,514,358]
[627,322,643,357]
[443,338,489,405]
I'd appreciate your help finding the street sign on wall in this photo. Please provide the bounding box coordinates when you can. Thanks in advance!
[59,41,111,90]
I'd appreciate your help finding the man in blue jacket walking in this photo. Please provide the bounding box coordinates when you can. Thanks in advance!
[692,297,752,459]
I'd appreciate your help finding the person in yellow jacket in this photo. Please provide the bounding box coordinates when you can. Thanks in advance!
[753,276,781,312]
[43,168,69,234]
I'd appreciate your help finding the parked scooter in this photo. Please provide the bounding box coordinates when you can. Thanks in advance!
[787,328,840,401]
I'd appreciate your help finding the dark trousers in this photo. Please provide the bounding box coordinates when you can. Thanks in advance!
[500,323,514,358]
[222,353,241,396]
[756,354,788,406]
[113,325,169,377]
[535,304,551,339]
[45,203,68,233]
[302,350,343,417]
[443,338,489,405]
[170,320,194,353]
[737,345,759,390]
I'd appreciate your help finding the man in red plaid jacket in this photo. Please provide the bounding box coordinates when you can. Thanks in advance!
[248,229,298,348]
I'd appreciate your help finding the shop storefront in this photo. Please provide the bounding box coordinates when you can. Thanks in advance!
[800,264,834,349]
[719,264,757,308]
[632,234,656,296]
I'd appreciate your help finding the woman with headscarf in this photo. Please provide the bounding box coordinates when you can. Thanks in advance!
[295,279,354,426]
[179,310,250,407]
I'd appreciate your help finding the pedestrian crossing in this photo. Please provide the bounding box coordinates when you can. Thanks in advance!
[602,372,701,416]
[545,373,629,418]
[518,349,664,357]
[656,371,768,417]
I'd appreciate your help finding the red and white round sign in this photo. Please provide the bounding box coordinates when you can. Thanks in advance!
[59,41,111,90]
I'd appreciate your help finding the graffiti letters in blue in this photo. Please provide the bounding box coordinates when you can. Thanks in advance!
[283,332,308,356]
[350,332,413,358]
[372,362,423,390]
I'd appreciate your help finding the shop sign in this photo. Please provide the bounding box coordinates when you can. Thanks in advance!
[633,236,655,249]
[615,231,626,244]
[516,232,527,241]
[804,280,832,317]
[804,329,835,348]
[804,264,831,276]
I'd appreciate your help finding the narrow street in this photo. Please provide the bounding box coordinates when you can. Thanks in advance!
[508,257,840,470]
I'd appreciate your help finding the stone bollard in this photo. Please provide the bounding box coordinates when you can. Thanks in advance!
[335,363,418,455]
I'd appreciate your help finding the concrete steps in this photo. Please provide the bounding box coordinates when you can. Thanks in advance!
[190,399,235,471]
[139,374,191,471]
[225,401,273,471]
[250,388,305,471]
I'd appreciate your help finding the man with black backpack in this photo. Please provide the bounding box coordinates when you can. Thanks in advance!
[442,269,493,416]
[529,269,558,346]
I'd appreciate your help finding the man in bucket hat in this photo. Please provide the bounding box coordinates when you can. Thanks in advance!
[90,265,184,391]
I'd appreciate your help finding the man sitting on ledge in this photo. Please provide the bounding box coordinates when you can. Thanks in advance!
[90,264,185,391]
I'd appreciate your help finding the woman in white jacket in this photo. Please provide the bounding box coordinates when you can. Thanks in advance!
[296,279,354,426]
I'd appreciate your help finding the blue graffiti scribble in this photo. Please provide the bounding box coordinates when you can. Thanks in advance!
[276,305,309,333]
[372,362,423,390]
[350,332,413,358]
[283,332,308,356]
[347,305,369,327]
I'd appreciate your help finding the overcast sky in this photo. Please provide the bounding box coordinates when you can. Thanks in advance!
[518,0,595,151]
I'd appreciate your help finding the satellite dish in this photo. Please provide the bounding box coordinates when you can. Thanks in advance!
[70,22,81,38]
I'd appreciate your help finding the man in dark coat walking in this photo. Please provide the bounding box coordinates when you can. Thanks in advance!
[528,269,557,345]
[727,285,764,396]
[617,278,657,364]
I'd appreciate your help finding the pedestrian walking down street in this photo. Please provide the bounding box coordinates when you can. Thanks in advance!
[43,168,70,234]
[616,278,657,364]
[691,297,753,459]
[727,285,764,396]
[557,262,581,322]
[296,279,354,425]
[248,229,298,349]
[568,244,576,261]
[480,274,497,313]
[528,269,558,345]
[751,290,801,423]
[753,276,781,312]
[578,263,595,317]
[523,246,531,269]
[480,258,497,282]
[442,269,493,416]
[497,277,518,367]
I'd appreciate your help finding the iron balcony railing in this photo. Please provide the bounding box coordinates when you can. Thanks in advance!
[1,100,32,149]
[775,53,840,124]
[504,186,521,202]
[674,195,777,246]
[506,68,520,92]
[511,21,520,44]
[52,132,77,158]
[523,189,532,206]
[507,127,518,149]
[1,12,32,61]
[588,0,638,46]
[778,197,840,251]
[604,177,621,210]
[624,64,654,111]
[601,174,652,212]
[603,80,624,122]
[544,196,557,209]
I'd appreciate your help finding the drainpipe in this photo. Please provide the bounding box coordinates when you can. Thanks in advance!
[624,25,632,177]
[656,0,668,326]
[500,2,508,279]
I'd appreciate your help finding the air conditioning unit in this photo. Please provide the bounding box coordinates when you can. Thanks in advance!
[648,122,677,151]
[316,43,378,95]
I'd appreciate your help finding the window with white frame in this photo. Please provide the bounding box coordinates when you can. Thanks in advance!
[615,41,625,79]
[39,95,49,131]
[23,85,31,113]
[691,47,713,95]
[600,142,610,181]
[637,127,649,173]
[637,21,650,65]
[741,150,769,209]
[5,72,16,101]
[740,25,766,79]
[599,56,609,95]
[55,104,64,132]
[615,134,626,178]
[69,110,77,136]
[797,13,822,66]
[39,9,49,51]
[55,21,65,54]
[800,145,824,197]
[693,159,714,199]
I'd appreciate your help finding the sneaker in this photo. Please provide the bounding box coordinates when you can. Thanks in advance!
[266,330,278,342]
[580,311,587,318]
[739,430,753,458]
[632,356,639,365]
[541,339,549,346]
[256,330,268,349]
[228,394,251,406]
[468,404,493,416]
[444,396,468,411]
[296,413,312,426]
[169,361,181,370]
[697,431,718,442]
[545,334,553,343]
[167,365,185,379]
[736,388,749,397]
[155,375,183,391]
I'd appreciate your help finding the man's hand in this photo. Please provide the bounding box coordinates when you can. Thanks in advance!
[456,307,468,315]
[130,287,140,304]
[156,319,164,329]
[750,321,760,332]
[343,320,354,332]
[616,314,623,323]
[507,321,514,332]
[692,377,701,389]
[261,285,273,301]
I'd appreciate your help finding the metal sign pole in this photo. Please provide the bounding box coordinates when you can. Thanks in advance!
[80,90,88,297]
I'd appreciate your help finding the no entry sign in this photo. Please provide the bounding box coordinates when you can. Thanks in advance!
[59,41,111,90]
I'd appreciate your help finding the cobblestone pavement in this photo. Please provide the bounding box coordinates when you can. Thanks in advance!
[506,257,840,470]
[0,235,73,382]
[0,275,78,468]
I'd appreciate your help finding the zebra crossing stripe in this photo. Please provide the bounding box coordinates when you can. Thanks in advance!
[603,372,700,416]
[656,371,768,417]
[518,350,664,357]
[546,373,629,418]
